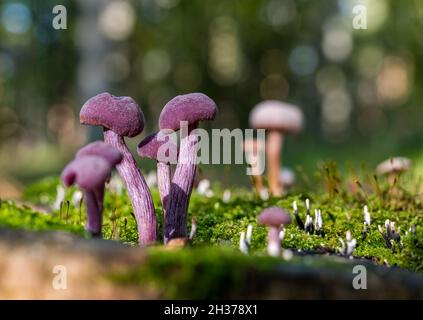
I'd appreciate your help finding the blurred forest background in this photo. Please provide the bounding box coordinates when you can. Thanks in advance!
[1,0,423,198]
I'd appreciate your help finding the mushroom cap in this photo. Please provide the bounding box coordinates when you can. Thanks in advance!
[137,131,178,163]
[376,157,412,175]
[61,156,112,190]
[159,93,218,131]
[80,92,145,137]
[258,206,292,227]
[76,141,123,166]
[249,100,303,134]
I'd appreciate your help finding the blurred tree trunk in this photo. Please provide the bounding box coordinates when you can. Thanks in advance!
[76,0,111,141]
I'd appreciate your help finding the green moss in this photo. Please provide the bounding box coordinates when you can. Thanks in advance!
[0,200,83,234]
[8,164,423,274]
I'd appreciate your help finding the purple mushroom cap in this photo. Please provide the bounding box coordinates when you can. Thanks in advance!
[159,93,218,131]
[76,141,123,166]
[258,206,292,227]
[137,131,178,163]
[61,156,112,190]
[80,92,145,137]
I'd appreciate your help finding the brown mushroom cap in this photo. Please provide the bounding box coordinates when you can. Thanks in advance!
[249,100,303,134]
[376,157,412,175]
[258,206,292,227]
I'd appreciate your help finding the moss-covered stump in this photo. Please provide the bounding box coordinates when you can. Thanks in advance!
[0,228,422,299]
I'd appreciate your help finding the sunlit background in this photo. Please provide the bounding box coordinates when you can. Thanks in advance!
[1,0,423,198]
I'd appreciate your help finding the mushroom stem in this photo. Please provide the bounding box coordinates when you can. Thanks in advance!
[266,131,284,196]
[164,131,198,243]
[268,227,281,257]
[84,190,102,237]
[94,185,105,213]
[103,129,157,245]
[157,161,171,222]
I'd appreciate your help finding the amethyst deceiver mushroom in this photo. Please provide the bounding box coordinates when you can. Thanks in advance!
[249,101,303,197]
[62,156,112,237]
[137,131,178,227]
[258,206,291,257]
[80,92,157,246]
[76,141,122,213]
[159,93,217,242]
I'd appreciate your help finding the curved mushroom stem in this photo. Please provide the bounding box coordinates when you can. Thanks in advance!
[103,129,157,246]
[266,131,283,196]
[164,130,198,243]
[84,190,102,237]
[157,161,171,228]
[267,226,281,257]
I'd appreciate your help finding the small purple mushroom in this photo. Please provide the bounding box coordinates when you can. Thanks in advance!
[159,93,217,242]
[61,156,112,237]
[137,131,178,230]
[76,141,122,213]
[80,92,157,246]
[76,141,123,166]
[258,206,291,257]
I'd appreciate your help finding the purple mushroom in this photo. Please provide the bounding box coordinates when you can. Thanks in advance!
[80,92,157,246]
[76,141,122,213]
[61,156,112,237]
[258,206,291,257]
[159,93,217,242]
[137,131,178,229]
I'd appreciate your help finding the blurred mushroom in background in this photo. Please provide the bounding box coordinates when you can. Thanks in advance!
[376,157,412,196]
[249,100,303,197]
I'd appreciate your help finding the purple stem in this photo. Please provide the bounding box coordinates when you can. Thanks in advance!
[95,185,105,213]
[157,161,171,224]
[164,132,198,243]
[84,190,102,237]
[268,227,281,257]
[103,129,157,246]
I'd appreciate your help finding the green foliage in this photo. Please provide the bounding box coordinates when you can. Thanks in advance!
[0,200,83,234]
[4,164,423,274]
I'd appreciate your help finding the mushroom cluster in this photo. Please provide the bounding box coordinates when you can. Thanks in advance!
[61,92,217,246]
[249,100,304,197]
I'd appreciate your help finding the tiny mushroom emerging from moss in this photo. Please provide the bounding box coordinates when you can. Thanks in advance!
[159,93,217,243]
[258,206,291,257]
[61,156,113,237]
[249,101,303,197]
[137,131,177,229]
[376,156,412,185]
[80,93,157,246]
